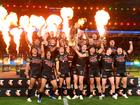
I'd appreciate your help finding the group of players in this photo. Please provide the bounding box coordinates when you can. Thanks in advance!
[25,31,133,103]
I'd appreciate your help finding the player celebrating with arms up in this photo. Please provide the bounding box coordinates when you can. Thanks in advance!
[56,47,72,100]
[115,41,133,99]
[37,50,58,103]
[72,44,88,100]
[25,47,42,102]
[101,48,117,99]
[88,46,103,100]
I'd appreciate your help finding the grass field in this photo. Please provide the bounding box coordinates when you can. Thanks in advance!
[0,96,140,105]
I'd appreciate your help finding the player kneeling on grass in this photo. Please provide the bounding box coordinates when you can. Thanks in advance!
[115,41,133,99]
[25,48,42,102]
[37,51,58,103]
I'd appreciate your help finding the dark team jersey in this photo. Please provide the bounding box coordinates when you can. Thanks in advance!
[110,46,117,53]
[76,52,88,66]
[101,54,114,70]
[89,54,100,69]
[28,56,42,71]
[31,45,42,57]
[43,44,58,59]
[107,46,117,56]
[68,47,75,62]
[114,54,126,70]
[42,58,55,71]
[57,53,69,69]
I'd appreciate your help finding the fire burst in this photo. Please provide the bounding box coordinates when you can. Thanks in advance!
[19,15,30,30]
[46,14,62,37]
[0,6,8,30]
[0,7,18,53]
[30,15,45,29]
[60,7,73,40]
[46,14,62,26]
[0,6,7,19]
[78,18,87,27]
[10,28,23,53]
[95,10,110,37]
[5,12,18,27]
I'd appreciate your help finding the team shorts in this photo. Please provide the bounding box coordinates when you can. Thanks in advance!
[60,67,71,78]
[42,69,56,81]
[73,65,85,76]
[89,67,100,78]
[102,69,114,78]
[116,69,127,77]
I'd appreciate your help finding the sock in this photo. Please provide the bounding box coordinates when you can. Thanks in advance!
[113,93,116,96]
[102,92,105,95]
[90,91,93,95]
[79,90,82,95]
[27,89,33,98]
[123,88,127,94]
[58,87,63,96]
[67,88,71,96]
[115,88,120,94]
[38,92,43,99]
[98,93,102,96]
[49,88,54,97]
[75,89,79,96]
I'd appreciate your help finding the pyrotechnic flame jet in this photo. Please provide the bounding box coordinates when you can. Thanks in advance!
[95,10,110,37]
[60,7,73,41]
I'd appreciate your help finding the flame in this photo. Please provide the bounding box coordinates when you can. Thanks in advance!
[19,15,30,30]
[60,7,73,19]
[1,29,10,53]
[30,15,38,27]
[5,12,18,27]
[46,14,62,26]
[47,24,57,34]
[0,6,7,20]
[28,15,45,43]
[0,6,8,31]
[78,18,87,26]
[10,28,23,53]
[30,15,45,29]
[27,26,36,43]
[95,10,110,37]
[37,16,45,29]
[60,7,73,40]
[46,14,62,37]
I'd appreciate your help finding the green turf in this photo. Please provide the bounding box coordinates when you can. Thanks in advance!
[0,96,140,105]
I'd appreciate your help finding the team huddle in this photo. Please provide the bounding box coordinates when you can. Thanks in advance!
[25,32,133,103]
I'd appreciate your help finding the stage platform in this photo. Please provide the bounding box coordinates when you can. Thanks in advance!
[0,71,19,78]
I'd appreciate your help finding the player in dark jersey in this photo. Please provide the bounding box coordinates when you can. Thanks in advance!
[43,38,58,59]
[56,47,71,100]
[72,44,88,100]
[101,47,117,99]
[88,47,103,100]
[109,40,117,55]
[26,31,42,57]
[91,33,101,49]
[115,41,133,99]
[37,51,58,103]
[31,38,43,97]
[25,47,42,102]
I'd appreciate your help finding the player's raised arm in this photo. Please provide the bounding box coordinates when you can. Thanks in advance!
[127,41,133,54]
[73,45,88,58]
